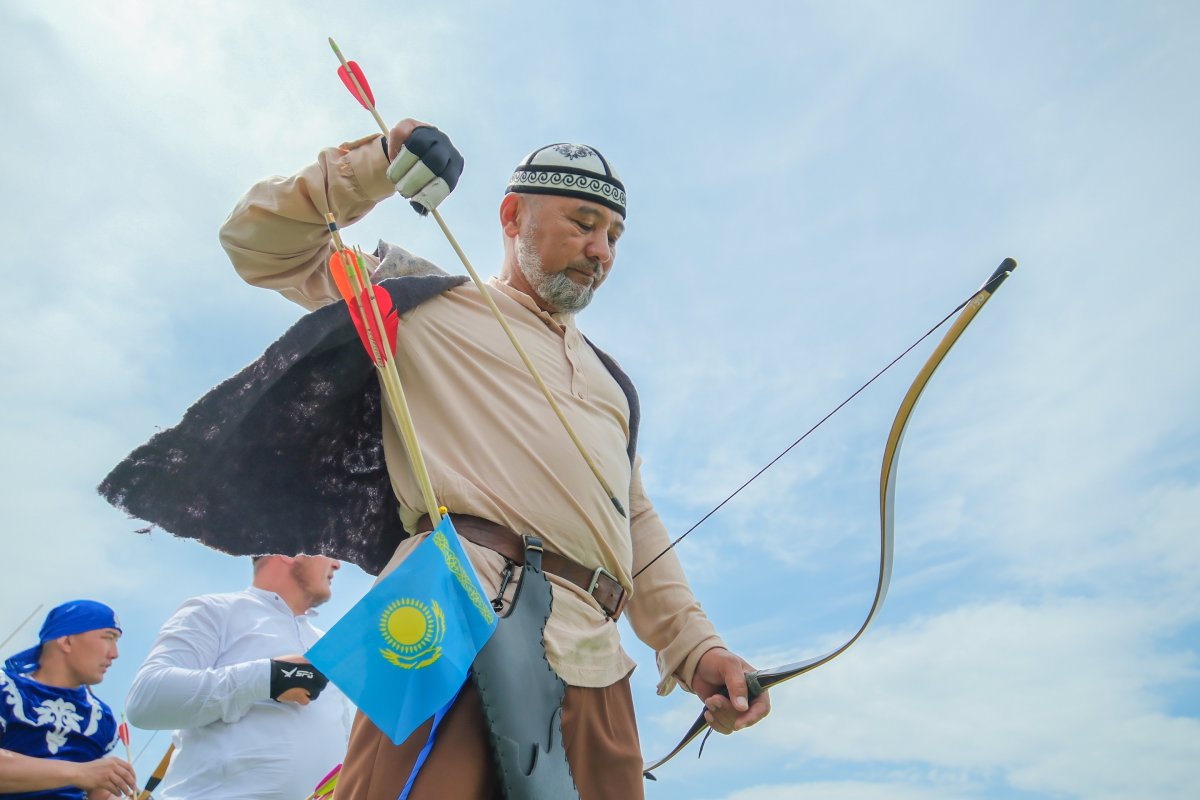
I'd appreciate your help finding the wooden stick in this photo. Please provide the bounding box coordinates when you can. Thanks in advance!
[326,216,442,526]
[430,209,625,516]
[350,244,442,526]
[119,714,136,800]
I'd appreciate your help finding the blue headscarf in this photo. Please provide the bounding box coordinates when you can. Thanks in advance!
[4,600,122,675]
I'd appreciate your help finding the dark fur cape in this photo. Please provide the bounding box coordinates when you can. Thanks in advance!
[98,274,639,576]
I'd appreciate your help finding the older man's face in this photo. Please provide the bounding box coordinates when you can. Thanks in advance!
[514,195,624,313]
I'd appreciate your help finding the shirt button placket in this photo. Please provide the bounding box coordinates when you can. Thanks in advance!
[565,333,587,400]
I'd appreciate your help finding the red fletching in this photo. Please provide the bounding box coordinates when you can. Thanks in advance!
[118,722,130,746]
[328,250,396,363]
[347,285,399,366]
[337,61,375,109]
[329,249,358,304]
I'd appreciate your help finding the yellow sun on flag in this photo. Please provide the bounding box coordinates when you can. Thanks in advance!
[378,598,445,669]
[386,605,427,648]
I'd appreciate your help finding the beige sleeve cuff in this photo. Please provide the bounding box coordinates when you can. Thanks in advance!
[337,133,400,205]
[655,634,726,697]
[625,457,728,696]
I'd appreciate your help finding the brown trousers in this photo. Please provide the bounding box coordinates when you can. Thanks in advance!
[336,677,644,800]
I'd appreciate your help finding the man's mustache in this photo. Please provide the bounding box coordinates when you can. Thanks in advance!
[567,259,602,277]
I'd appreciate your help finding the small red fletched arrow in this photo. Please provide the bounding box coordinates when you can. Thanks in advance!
[349,285,399,365]
[337,61,374,110]
[328,250,397,363]
[118,721,130,746]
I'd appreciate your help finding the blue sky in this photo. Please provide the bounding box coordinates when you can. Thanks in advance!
[2,1,1198,798]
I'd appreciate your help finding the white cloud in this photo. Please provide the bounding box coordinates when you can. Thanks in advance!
[733,601,1200,799]
[3,4,1199,800]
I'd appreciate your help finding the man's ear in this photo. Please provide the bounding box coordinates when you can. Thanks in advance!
[499,193,522,238]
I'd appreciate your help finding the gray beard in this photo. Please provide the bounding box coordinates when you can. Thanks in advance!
[516,237,596,313]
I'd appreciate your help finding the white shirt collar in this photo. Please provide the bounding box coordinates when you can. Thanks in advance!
[245,585,320,618]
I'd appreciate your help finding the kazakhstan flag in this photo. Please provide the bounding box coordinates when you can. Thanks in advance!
[307,515,498,745]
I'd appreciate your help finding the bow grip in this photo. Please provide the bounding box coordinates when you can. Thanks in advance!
[746,670,765,699]
[711,669,765,704]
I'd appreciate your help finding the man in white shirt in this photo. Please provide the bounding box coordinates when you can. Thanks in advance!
[126,555,353,800]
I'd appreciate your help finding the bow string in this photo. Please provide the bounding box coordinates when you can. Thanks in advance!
[642,257,1017,777]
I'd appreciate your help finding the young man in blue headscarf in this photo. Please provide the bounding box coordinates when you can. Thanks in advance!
[0,600,137,800]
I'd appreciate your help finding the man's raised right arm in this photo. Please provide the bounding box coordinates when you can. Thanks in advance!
[218,133,398,310]
[219,120,462,310]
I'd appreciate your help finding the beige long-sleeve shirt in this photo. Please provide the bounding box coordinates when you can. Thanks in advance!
[218,133,723,692]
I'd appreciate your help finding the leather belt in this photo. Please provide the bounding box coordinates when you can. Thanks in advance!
[416,513,628,621]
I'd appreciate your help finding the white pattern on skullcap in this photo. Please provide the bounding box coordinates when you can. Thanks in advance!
[506,143,626,218]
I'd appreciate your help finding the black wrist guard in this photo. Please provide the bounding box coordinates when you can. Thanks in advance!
[269,659,330,701]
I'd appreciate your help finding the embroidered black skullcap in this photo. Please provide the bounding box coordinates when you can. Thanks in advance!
[506,143,626,218]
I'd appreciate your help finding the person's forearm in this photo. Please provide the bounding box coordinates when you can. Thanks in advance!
[126,659,270,729]
[0,747,83,793]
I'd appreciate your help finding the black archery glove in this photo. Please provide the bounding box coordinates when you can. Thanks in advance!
[386,126,465,216]
[269,658,330,702]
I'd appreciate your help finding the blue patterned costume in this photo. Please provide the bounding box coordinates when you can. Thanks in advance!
[0,667,118,800]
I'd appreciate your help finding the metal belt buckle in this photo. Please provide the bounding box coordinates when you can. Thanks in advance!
[588,566,626,620]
